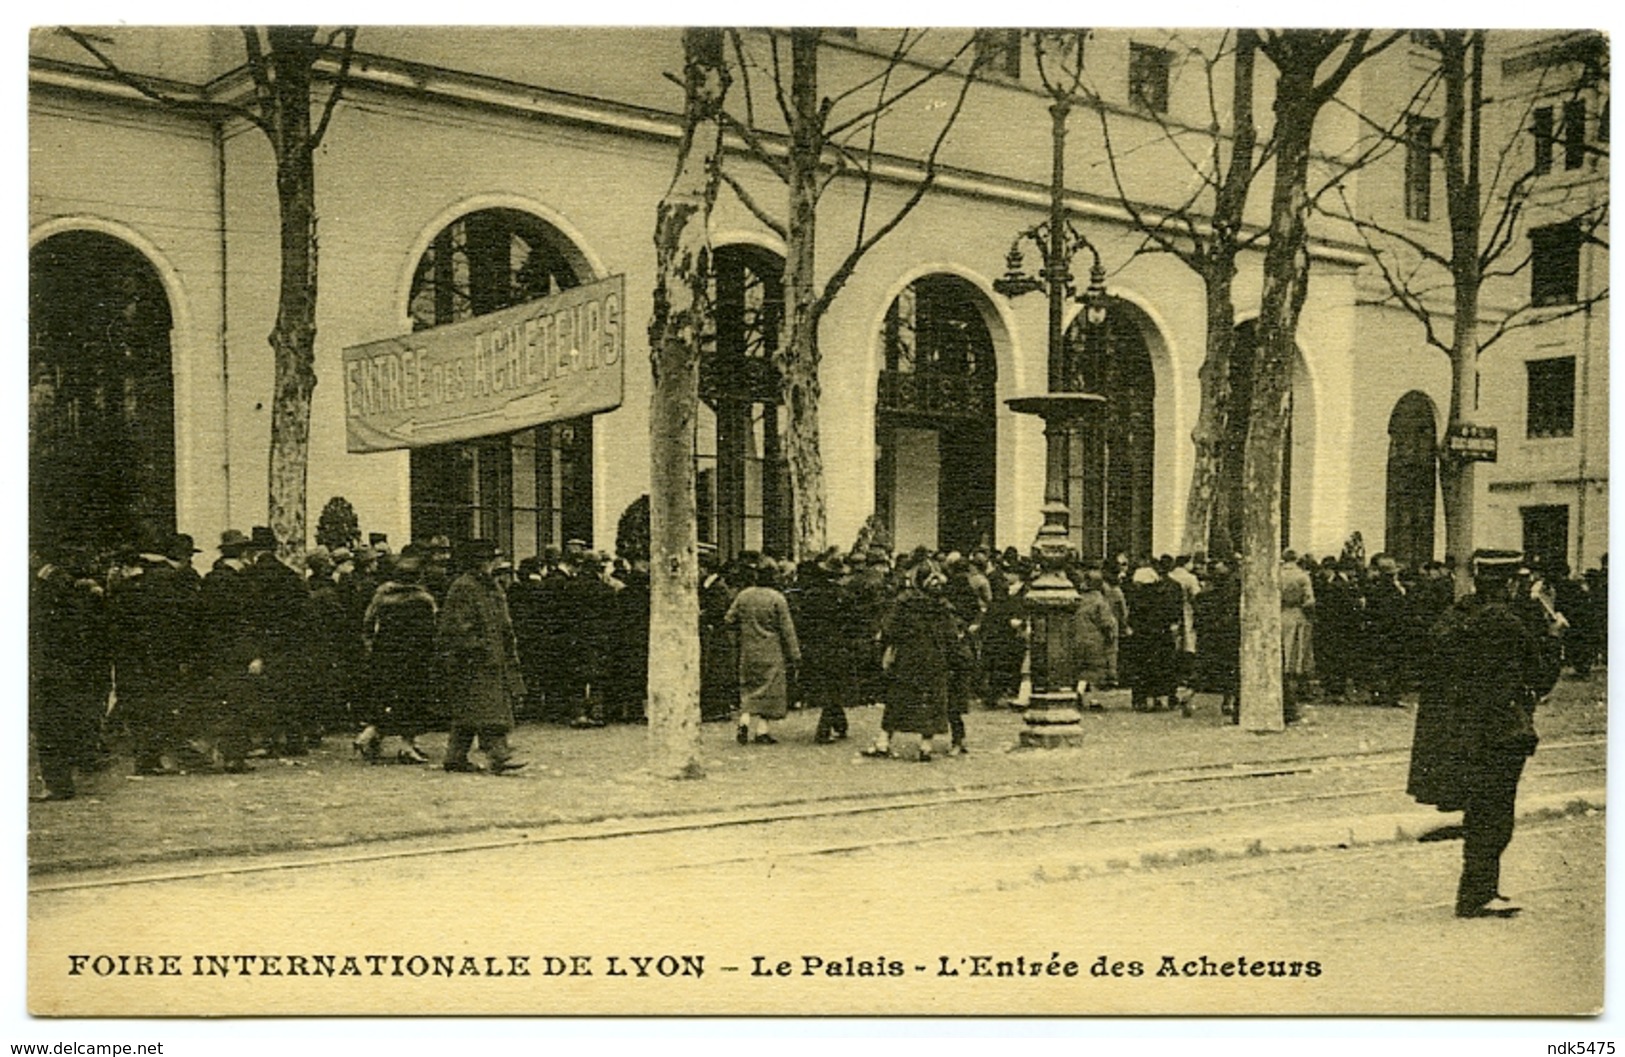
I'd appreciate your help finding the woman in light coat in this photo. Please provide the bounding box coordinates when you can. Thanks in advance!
[724,562,801,745]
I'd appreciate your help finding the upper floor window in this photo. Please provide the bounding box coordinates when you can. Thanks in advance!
[1404,116,1436,221]
[1530,220,1583,307]
[1128,43,1171,113]
[976,28,1022,79]
[1563,99,1588,169]
[1532,105,1555,175]
[1525,356,1576,439]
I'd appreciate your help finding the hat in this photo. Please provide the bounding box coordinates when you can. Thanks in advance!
[866,547,891,567]
[247,526,278,553]
[219,529,250,557]
[428,534,452,553]
[458,538,502,563]
[166,533,201,561]
[1472,549,1525,577]
[370,532,390,547]
[331,547,354,565]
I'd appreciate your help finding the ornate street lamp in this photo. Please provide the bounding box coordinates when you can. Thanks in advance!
[995,29,1113,748]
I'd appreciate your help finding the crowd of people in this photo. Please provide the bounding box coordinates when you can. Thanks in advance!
[28,521,1607,799]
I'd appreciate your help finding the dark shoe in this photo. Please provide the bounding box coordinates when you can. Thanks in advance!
[737,725,750,745]
[917,751,934,763]
[1457,900,1521,918]
[860,746,891,759]
[488,758,529,775]
[814,733,834,744]
[396,748,429,765]
[443,760,480,773]
[753,734,778,745]
[570,716,605,729]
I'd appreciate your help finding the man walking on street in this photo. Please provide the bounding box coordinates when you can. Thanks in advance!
[438,539,528,774]
[1407,549,1562,919]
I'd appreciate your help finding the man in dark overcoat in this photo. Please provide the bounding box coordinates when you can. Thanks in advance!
[437,539,527,773]
[107,537,198,774]
[30,549,111,799]
[1407,549,1562,918]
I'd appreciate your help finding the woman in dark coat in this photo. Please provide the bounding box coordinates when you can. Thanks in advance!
[865,563,956,762]
[794,557,855,743]
[1193,558,1241,722]
[356,545,439,764]
[437,540,527,774]
[1121,560,1181,712]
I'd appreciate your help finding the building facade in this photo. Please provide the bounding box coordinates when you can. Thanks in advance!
[27,27,1608,570]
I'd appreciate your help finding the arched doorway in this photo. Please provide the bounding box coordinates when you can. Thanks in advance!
[1386,390,1439,570]
[874,274,997,554]
[30,231,176,555]
[1064,298,1155,562]
[697,244,791,559]
[1214,319,1303,557]
[407,207,594,556]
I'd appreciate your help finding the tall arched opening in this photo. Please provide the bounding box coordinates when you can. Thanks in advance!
[697,244,791,559]
[406,207,594,556]
[874,274,998,553]
[1064,297,1156,562]
[1386,390,1439,570]
[30,231,176,554]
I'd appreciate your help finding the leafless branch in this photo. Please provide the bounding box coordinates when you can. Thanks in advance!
[308,26,357,151]
[824,33,976,140]
[718,110,790,183]
[58,25,266,132]
[719,170,787,240]
[813,48,978,322]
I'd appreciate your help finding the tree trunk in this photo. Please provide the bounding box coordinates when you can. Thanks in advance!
[1180,30,1255,559]
[1182,268,1238,557]
[1240,48,1319,734]
[779,29,827,561]
[265,29,321,568]
[646,28,730,780]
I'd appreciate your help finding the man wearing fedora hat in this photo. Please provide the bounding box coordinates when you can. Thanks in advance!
[106,531,199,776]
[1407,549,1562,919]
[437,539,528,774]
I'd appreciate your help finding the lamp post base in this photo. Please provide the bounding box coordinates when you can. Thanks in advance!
[1018,691,1085,748]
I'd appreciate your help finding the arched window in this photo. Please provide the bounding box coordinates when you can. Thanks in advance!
[30,231,175,554]
[875,274,997,553]
[697,245,790,559]
[1386,391,1438,570]
[407,208,594,556]
[1065,299,1154,562]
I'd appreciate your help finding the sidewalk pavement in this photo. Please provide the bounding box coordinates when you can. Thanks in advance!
[26,673,1608,876]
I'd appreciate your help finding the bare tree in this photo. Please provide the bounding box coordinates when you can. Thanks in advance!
[1328,30,1609,592]
[1241,30,1401,733]
[62,27,357,566]
[1092,30,1270,556]
[647,28,732,779]
[719,28,980,558]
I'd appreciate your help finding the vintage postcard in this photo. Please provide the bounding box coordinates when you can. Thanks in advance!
[24,24,1607,1020]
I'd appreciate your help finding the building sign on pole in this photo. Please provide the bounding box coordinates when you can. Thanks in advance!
[343,275,625,453]
[1444,423,1498,462]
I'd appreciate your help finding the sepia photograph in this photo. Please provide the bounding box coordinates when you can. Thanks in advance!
[21,18,1610,1028]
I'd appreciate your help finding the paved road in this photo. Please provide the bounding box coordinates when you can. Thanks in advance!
[29,765,1603,1017]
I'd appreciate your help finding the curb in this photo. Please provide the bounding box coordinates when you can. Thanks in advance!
[1064,787,1606,876]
